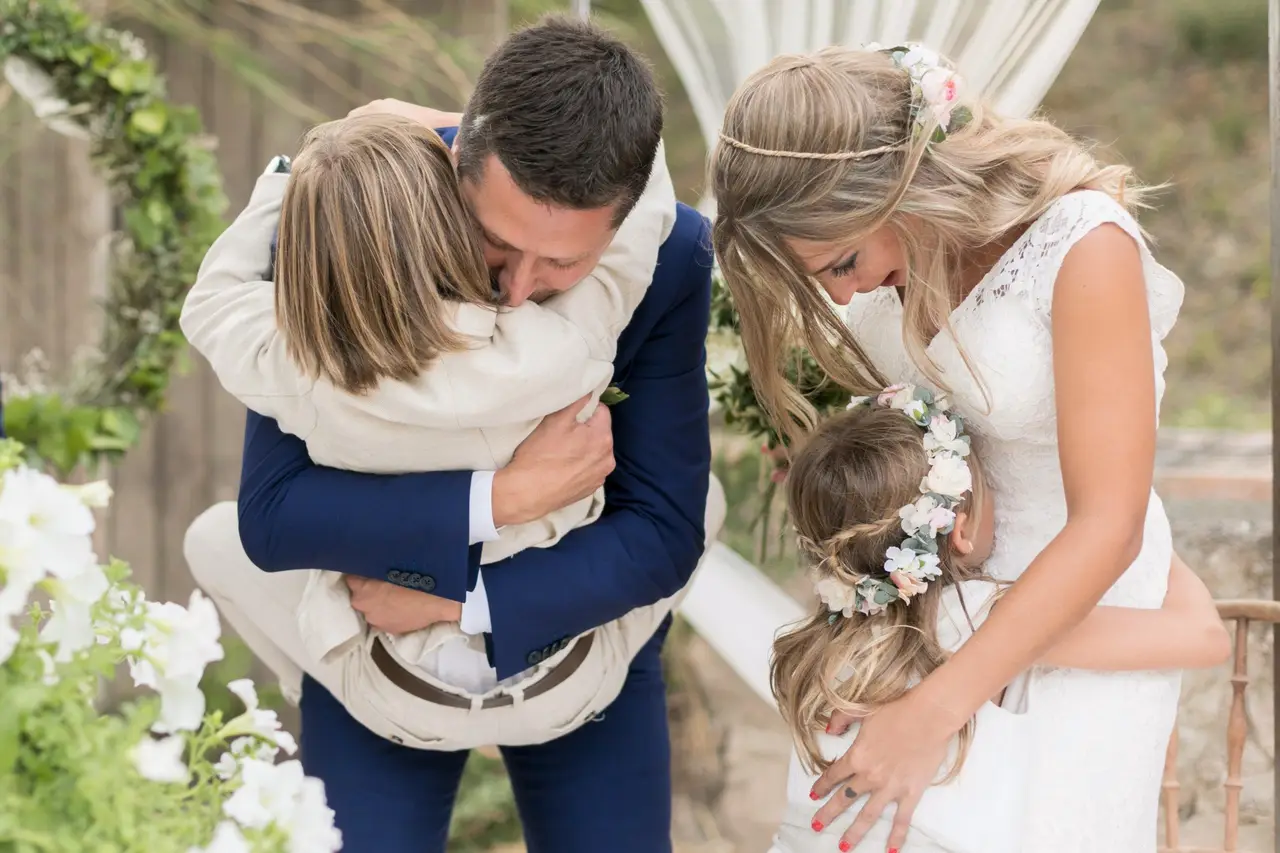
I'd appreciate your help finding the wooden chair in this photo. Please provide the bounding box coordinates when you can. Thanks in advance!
[1159,599,1280,853]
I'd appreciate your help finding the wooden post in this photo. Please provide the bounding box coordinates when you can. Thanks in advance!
[1271,1,1279,851]
[573,0,591,19]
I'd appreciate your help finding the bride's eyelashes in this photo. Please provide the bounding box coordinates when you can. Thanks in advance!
[830,251,859,277]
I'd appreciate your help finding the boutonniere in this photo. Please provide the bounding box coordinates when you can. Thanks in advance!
[601,385,629,406]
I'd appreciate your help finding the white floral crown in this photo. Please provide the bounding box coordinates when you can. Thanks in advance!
[864,42,970,144]
[810,384,973,621]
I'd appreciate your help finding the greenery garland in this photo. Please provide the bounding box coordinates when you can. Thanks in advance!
[0,0,227,475]
[707,270,850,453]
[706,270,849,559]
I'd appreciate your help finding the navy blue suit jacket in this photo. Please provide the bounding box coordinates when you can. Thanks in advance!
[235,130,714,679]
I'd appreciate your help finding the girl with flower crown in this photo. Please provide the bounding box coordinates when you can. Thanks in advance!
[767,388,1228,853]
[713,43,1193,852]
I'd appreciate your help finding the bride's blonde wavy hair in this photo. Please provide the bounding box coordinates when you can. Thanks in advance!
[711,46,1148,446]
[774,404,989,775]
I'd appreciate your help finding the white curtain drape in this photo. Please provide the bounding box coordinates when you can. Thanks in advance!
[641,0,1101,207]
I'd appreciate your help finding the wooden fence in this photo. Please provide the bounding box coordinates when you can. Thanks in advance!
[0,0,503,605]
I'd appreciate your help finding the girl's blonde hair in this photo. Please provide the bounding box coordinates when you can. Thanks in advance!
[773,403,989,774]
[711,46,1146,446]
[276,112,493,394]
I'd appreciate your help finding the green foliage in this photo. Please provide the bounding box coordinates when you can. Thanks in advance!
[1174,0,1268,66]
[707,271,851,453]
[447,754,524,852]
[0,0,228,474]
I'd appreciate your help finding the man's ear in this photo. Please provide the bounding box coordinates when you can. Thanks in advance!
[949,511,974,556]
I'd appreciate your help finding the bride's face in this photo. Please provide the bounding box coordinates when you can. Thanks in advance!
[785,227,906,306]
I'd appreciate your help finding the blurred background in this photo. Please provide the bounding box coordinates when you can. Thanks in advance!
[0,0,1272,850]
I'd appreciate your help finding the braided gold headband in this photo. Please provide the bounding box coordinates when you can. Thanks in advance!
[716,133,903,161]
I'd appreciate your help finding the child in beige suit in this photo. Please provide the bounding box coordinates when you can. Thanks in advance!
[181,112,677,716]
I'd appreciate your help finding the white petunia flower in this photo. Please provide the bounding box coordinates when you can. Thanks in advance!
[187,821,250,853]
[70,480,113,509]
[902,398,929,425]
[224,759,342,853]
[128,590,224,732]
[131,734,190,783]
[0,467,97,575]
[222,679,298,758]
[923,454,972,498]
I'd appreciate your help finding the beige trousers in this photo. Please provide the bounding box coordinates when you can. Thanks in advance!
[183,475,725,750]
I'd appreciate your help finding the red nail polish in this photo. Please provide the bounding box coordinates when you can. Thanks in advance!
[889,848,900,853]
[812,820,824,833]
[839,841,851,852]
[809,789,820,800]
[825,721,832,733]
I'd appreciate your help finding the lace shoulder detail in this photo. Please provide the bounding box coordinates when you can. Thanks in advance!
[974,190,1145,319]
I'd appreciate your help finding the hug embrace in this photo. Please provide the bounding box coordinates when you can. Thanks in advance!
[180,15,1230,853]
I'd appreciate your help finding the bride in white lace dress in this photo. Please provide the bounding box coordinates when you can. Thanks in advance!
[710,45,1188,852]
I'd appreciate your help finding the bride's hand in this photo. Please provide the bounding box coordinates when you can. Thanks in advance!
[811,692,962,852]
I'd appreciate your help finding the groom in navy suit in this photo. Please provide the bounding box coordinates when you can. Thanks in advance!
[223,17,712,853]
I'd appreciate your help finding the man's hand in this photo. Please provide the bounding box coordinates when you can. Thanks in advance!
[492,395,615,527]
[345,575,462,635]
[348,99,463,129]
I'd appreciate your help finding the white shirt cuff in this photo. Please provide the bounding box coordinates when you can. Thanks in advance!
[468,470,500,545]
[460,570,493,635]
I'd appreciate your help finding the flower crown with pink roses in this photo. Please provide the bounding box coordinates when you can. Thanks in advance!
[809,384,973,622]
[716,43,971,162]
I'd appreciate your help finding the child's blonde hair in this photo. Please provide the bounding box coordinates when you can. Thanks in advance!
[276,112,493,394]
[710,46,1147,445]
[773,403,989,775]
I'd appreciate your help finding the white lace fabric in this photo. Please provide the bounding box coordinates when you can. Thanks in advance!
[844,190,1184,851]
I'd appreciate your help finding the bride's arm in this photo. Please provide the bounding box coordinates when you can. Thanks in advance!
[1036,551,1230,670]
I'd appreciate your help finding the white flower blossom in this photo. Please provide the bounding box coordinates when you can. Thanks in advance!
[188,821,251,853]
[221,679,298,759]
[129,590,224,732]
[899,495,956,538]
[0,467,97,572]
[846,395,873,410]
[923,453,972,498]
[224,759,342,853]
[924,415,970,457]
[813,574,858,618]
[70,480,113,508]
[131,733,190,783]
[902,398,929,425]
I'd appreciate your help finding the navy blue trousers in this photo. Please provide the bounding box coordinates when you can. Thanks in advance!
[298,618,673,852]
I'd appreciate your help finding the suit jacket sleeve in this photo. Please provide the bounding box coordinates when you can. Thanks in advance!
[479,220,713,678]
[236,408,482,602]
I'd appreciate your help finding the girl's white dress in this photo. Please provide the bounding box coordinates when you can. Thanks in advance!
[839,191,1185,852]
[771,581,1034,853]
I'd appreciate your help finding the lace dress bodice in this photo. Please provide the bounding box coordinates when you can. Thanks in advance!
[846,190,1184,606]
[843,191,1185,851]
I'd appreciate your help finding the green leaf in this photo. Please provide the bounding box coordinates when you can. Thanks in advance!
[128,103,168,137]
[106,60,154,94]
[601,386,629,406]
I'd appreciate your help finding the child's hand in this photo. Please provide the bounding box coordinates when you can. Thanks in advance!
[345,576,462,634]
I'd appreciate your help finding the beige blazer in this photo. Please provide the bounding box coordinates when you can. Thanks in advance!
[181,145,676,670]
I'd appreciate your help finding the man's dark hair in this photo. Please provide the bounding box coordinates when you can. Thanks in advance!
[456,15,664,226]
